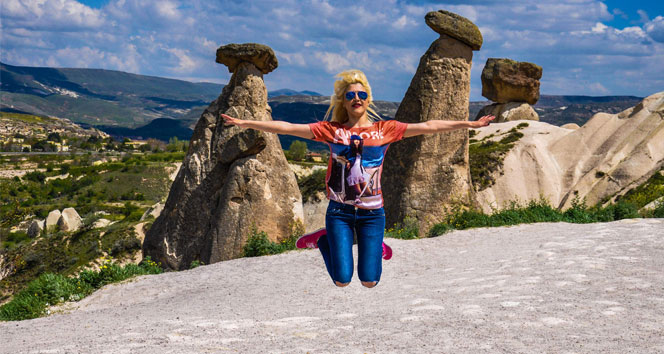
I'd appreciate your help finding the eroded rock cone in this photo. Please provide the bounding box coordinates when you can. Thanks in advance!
[143,43,303,270]
[481,58,542,105]
[383,10,482,233]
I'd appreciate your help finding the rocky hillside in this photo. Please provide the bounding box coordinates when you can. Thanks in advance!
[471,92,664,212]
[0,62,222,128]
[0,112,108,142]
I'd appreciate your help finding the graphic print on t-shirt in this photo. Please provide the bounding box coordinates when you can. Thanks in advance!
[309,120,407,209]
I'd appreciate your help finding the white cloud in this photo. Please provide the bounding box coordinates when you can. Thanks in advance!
[166,48,197,73]
[1,0,104,31]
[155,1,181,20]
[314,52,351,73]
[276,51,306,66]
[592,22,607,33]
[645,16,664,43]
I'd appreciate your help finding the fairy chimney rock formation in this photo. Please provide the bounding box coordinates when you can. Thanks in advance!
[143,43,303,270]
[476,58,542,123]
[383,10,482,232]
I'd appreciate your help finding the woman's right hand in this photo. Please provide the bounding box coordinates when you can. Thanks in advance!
[221,114,245,128]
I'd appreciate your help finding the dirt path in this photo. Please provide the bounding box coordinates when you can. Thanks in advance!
[2,219,663,353]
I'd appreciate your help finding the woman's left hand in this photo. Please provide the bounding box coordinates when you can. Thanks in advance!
[474,115,495,128]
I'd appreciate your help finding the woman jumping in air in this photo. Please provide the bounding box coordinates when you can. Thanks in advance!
[221,70,494,288]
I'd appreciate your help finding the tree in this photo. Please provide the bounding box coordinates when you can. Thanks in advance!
[47,132,62,142]
[288,140,307,161]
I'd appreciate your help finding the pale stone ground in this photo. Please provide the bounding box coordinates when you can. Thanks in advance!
[2,219,663,353]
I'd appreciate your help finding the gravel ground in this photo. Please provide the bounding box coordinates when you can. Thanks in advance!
[2,219,663,353]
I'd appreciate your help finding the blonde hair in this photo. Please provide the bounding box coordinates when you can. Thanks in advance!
[324,69,383,123]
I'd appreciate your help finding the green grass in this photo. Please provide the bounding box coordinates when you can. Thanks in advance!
[0,257,163,321]
[617,169,664,209]
[427,197,642,237]
[469,125,527,191]
[385,216,419,239]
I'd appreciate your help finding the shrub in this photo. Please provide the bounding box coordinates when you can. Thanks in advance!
[427,223,453,237]
[562,197,595,223]
[243,228,283,257]
[385,216,419,239]
[0,257,163,321]
[652,200,664,218]
[23,171,46,184]
[242,223,301,258]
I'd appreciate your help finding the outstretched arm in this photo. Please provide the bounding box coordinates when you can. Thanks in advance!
[221,114,314,139]
[403,115,495,138]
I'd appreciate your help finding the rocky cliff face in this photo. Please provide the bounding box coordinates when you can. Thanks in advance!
[142,44,303,270]
[383,10,482,231]
[473,92,664,212]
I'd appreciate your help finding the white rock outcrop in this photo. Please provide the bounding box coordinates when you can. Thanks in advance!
[473,92,664,212]
[45,210,61,231]
[57,208,82,232]
[92,218,112,229]
[140,203,164,221]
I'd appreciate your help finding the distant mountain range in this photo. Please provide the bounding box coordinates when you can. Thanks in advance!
[0,62,643,146]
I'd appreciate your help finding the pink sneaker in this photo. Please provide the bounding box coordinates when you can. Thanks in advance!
[296,228,326,249]
[382,242,392,260]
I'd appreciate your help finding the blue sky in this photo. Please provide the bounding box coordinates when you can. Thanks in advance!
[1,0,663,101]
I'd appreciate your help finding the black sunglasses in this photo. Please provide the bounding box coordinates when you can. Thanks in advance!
[345,91,368,101]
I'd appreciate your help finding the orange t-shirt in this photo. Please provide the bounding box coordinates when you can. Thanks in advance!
[309,120,408,209]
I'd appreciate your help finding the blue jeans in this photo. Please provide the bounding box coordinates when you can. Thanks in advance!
[318,200,385,285]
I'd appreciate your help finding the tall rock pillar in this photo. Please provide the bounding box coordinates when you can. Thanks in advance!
[143,43,303,270]
[383,10,482,233]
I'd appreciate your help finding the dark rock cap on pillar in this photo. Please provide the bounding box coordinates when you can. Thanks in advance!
[425,10,483,50]
[216,43,278,74]
[481,58,542,105]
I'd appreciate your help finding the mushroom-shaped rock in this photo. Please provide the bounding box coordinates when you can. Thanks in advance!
[58,207,82,232]
[383,10,481,233]
[425,10,483,50]
[144,43,303,270]
[45,210,61,231]
[216,43,278,74]
[482,58,542,105]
